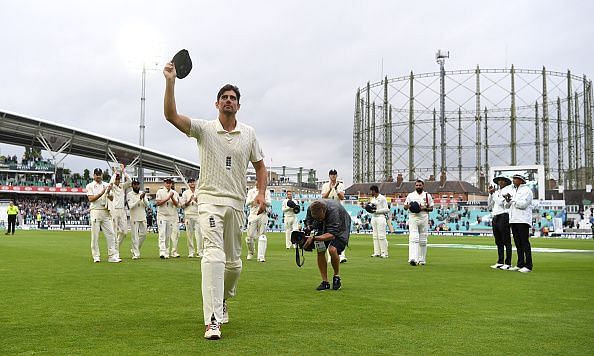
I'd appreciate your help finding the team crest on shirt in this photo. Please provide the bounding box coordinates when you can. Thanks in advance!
[226,156,232,170]
[209,216,216,228]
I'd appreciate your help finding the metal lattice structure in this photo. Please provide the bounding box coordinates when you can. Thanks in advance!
[353,66,593,191]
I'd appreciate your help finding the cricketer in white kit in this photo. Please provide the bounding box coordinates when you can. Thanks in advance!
[321,169,347,263]
[155,178,180,259]
[182,178,202,258]
[86,167,119,263]
[282,190,299,249]
[107,165,131,257]
[246,186,271,262]
[164,63,267,340]
[369,185,390,258]
[127,180,149,259]
[404,179,434,266]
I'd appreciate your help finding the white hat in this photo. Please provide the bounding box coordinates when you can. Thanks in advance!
[512,174,526,183]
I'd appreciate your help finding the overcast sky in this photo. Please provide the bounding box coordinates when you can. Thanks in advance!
[1,0,592,186]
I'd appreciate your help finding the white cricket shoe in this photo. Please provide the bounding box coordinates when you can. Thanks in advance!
[418,261,426,266]
[93,257,101,263]
[258,258,266,262]
[490,263,504,269]
[371,254,380,257]
[380,254,389,259]
[246,253,254,260]
[204,320,221,340]
[500,264,511,270]
[508,266,520,271]
[518,267,532,273]
[108,257,121,263]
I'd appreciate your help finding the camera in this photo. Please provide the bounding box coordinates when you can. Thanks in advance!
[291,228,317,252]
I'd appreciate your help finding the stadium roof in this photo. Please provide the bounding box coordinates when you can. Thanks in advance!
[0,109,199,178]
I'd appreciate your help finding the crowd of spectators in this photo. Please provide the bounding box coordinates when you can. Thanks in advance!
[13,196,90,226]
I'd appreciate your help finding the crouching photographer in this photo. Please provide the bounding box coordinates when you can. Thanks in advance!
[301,199,351,291]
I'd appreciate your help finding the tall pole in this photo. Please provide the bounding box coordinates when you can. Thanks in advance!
[567,71,574,189]
[138,62,146,189]
[557,97,564,185]
[510,65,517,165]
[475,65,482,186]
[535,101,541,164]
[484,107,489,190]
[438,57,447,175]
[542,67,550,180]
[409,71,415,181]
[458,107,462,181]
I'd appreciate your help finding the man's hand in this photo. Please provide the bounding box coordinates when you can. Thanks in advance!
[254,193,266,215]
[488,185,496,194]
[503,193,512,202]
[303,235,314,250]
[163,62,177,81]
[140,191,146,199]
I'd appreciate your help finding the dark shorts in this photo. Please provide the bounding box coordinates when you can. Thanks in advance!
[322,238,347,254]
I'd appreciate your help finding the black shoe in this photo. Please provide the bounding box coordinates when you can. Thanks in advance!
[332,275,342,290]
[160,255,165,259]
[316,281,330,291]
[409,260,417,266]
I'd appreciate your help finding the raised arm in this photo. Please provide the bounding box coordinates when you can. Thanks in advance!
[163,62,192,135]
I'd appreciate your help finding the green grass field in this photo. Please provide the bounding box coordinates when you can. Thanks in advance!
[1,230,593,355]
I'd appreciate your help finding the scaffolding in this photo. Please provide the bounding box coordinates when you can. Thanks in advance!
[353,67,593,191]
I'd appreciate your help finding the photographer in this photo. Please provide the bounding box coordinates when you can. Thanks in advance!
[302,199,351,291]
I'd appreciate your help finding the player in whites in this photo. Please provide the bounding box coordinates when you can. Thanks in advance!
[246,186,271,262]
[321,169,347,263]
[404,179,434,266]
[182,178,202,258]
[107,164,131,258]
[155,178,180,259]
[282,190,299,249]
[127,180,149,259]
[86,168,118,263]
[369,185,390,258]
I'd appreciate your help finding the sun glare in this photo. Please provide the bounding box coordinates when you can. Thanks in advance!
[118,23,163,70]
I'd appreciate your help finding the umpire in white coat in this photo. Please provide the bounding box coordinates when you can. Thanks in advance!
[504,174,534,273]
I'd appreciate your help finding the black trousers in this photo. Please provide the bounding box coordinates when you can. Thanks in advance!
[492,213,512,265]
[511,223,532,270]
[7,215,16,234]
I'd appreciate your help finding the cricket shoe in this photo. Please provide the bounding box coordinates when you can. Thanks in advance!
[500,264,512,270]
[247,253,254,260]
[409,260,417,266]
[490,263,504,269]
[508,266,520,271]
[339,257,347,263]
[518,267,532,273]
[371,254,380,257]
[93,257,101,263]
[108,257,122,263]
[418,261,426,266]
[204,320,221,340]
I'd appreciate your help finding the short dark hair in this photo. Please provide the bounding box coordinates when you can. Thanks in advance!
[93,168,102,175]
[329,169,337,175]
[217,84,240,103]
[370,185,379,193]
[187,178,196,183]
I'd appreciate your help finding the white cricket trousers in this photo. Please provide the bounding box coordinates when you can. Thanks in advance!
[199,204,243,325]
[186,216,202,257]
[111,208,128,252]
[247,213,267,255]
[284,215,297,248]
[90,209,117,260]
[158,218,177,257]
[371,215,388,256]
[408,214,429,263]
[130,220,147,258]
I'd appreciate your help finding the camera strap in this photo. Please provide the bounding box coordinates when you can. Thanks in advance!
[295,244,305,267]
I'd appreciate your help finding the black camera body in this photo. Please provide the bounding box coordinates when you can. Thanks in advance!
[291,228,318,252]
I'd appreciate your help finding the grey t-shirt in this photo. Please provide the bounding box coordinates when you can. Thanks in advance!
[305,199,351,244]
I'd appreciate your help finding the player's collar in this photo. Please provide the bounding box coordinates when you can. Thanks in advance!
[216,119,242,133]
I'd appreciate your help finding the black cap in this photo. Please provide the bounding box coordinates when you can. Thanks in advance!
[187,178,196,183]
[93,168,102,175]
[329,169,337,175]
[131,180,140,185]
[172,49,192,79]
[163,178,173,183]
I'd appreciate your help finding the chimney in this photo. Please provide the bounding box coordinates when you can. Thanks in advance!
[439,171,447,188]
